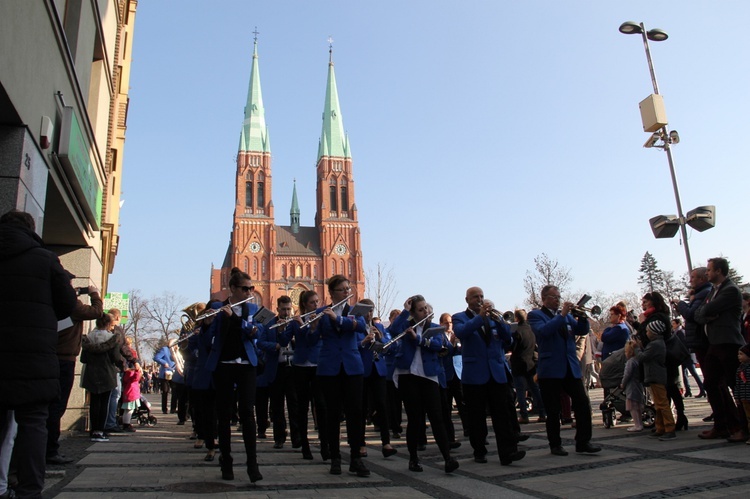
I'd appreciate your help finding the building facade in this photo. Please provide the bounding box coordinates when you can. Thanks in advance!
[0,0,137,429]
[210,41,364,308]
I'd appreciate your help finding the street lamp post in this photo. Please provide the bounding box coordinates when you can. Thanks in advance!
[619,21,713,277]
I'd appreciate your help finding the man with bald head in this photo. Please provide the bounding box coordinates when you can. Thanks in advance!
[452,287,525,466]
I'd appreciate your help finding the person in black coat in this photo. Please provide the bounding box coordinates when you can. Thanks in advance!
[0,210,77,498]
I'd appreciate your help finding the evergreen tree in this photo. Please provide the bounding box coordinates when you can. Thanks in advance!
[638,251,665,294]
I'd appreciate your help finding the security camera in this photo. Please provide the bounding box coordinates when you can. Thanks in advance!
[643,132,660,148]
[669,130,680,144]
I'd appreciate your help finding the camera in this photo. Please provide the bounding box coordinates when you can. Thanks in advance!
[76,287,89,296]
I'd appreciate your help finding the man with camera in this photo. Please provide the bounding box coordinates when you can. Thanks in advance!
[46,285,104,464]
[528,285,600,456]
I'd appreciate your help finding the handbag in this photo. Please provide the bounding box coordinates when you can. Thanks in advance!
[665,334,691,368]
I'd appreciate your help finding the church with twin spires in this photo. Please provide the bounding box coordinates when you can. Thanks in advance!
[210,38,365,309]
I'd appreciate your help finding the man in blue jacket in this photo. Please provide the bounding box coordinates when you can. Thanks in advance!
[453,286,525,466]
[528,285,600,456]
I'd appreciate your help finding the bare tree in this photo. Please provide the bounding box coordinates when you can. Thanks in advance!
[523,253,573,308]
[121,289,149,362]
[365,262,399,320]
[143,291,185,347]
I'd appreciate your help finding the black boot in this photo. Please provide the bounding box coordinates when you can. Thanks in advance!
[675,413,689,431]
[219,455,233,480]
[247,463,263,483]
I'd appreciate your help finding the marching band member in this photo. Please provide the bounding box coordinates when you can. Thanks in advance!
[287,290,328,461]
[357,298,397,459]
[438,312,464,448]
[452,287,525,466]
[384,309,404,439]
[190,300,220,462]
[257,296,300,450]
[390,295,459,474]
[528,285,600,456]
[202,267,263,482]
[314,275,370,477]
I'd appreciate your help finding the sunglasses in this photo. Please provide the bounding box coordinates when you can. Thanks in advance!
[235,285,254,292]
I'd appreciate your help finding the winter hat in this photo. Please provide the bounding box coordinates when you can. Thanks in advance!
[647,320,667,336]
[740,344,750,357]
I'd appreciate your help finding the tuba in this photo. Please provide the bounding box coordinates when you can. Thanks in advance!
[180,301,207,335]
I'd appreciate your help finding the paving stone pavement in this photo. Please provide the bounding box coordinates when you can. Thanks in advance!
[41,391,750,498]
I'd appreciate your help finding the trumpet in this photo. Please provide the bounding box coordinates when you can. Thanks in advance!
[380,312,434,352]
[194,296,255,321]
[299,294,354,329]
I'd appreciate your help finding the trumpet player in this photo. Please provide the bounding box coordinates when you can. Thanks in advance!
[452,287,525,466]
[528,285,600,456]
[390,295,459,474]
[357,298,398,459]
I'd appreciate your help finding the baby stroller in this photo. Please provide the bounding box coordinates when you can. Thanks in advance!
[134,396,158,427]
[598,348,655,429]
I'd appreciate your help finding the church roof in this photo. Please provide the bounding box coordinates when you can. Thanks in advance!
[275,225,320,256]
[240,39,270,153]
[317,48,350,161]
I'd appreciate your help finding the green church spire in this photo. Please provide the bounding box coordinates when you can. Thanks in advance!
[317,42,350,162]
[240,34,270,153]
[290,179,300,233]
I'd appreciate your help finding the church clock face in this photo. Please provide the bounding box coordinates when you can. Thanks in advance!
[334,243,347,256]
[250,242,261,253]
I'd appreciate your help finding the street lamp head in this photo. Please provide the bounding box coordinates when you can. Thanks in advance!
[647,29,668,42]
[619,21,643,35]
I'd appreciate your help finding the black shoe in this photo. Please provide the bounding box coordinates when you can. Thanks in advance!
[550,446,568,456]
[46,454,73,465]
[302,445,314,460]
[409,459,423,472]
[500,450,526,466]
[473,454,488,463]
[575,443,602,454]
[684,392,693,398]
[321,445,331,461]
[391,432,401,439]
[291,438,302,449]
[247,464,263,483]
[444,457,459,473]
[675,414,689,431]
[257,432,267,439]
[517,433,530,442]
[561,418,573,425]
[349,458,370,477]
[330,458,342,475]
[382,446,397,458]
[702,414,714,422]
[273,442,283,449]
[697,390,706,398]
[417,444,427,451]
[176,420,185,426]
[449,440,462,449]
[219,455,234,480]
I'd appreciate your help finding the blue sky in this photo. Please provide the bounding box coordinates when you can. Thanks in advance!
[109,1,750,317]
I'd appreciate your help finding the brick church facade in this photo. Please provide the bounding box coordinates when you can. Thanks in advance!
[210,39,364,309]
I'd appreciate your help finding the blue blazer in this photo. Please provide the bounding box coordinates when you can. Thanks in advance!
[153,346,175,380]
[256,316,292,384]
[188,325,214,391]
[285,320,321,366]
[203,302,263,373]
[452,310,511,385]
[358,322,390,378]
[389,310,444,377]
[315,304,367,376]
[528,307,589,379]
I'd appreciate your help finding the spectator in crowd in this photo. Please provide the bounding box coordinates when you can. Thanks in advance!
[636,320,675,440]
[673,268,712,396]
[104,308,135,434]
[620,340,645,432]
[0,210,77,498]
[154,341,176,415]
[600,304,630,362]
[736,344,750,442]
[121,362,143,432]
[511,309,546,424]
[47,284,103,464]
[81,314,121,442]
[672,318,705,398]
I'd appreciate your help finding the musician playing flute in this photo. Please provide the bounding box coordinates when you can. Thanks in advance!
[314,275,370,477]
[202,267,263,482]
[390,295,459,474]
[452,287,526,466]
[356,298,397,459]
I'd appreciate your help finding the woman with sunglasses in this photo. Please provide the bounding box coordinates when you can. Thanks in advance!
[203,267,263,483]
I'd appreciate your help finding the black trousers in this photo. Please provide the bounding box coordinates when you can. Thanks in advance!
[171,381,188,422]
[317,368,363,461]
[269,364,300,445]
[192,388,217,449]
[1,403,48,499]
[538,375,592,449]
[293,365,328,451]
[702,343,743,433]
[463,380,518,459]
[46,359,76,457]
[213,363,257,465]
[159,378,171,413]
[399,374,450,461]
[446,375,469,437]
[363,371,390,445]
[89,391,111,434]
[386,379,403,433]
[255,385,270,434]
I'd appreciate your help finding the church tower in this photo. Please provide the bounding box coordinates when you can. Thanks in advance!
[315,45,365,301]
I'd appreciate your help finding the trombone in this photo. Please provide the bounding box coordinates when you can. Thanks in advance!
[299,294,354,329]
[380,312,434,352]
